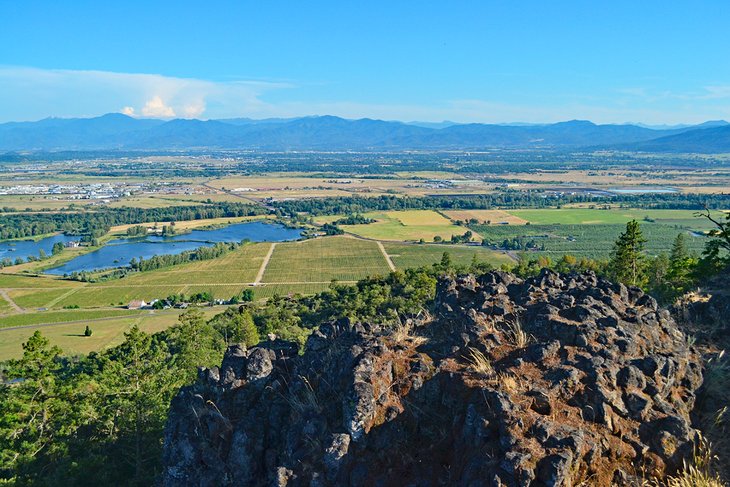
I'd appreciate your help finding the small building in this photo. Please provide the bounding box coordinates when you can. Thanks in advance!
[127,300,147,310]
[65,241,81,248]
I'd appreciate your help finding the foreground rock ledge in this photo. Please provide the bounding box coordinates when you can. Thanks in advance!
[162,270,703,487]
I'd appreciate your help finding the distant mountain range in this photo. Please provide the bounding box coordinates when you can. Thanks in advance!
[0,113,728,152]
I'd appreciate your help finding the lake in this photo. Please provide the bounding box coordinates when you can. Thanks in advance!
[0,233,79,263]
[44,221,303,275]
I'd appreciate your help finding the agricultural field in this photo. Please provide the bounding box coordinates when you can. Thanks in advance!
[0,202,722,359]
[261,236,392,283]
[494,168,730,194]
[383,243,514,269]
[0,307,223,361]
[339,210,480,242]
[0,195,99,211]
[149,193,249,204]
[507,208,717,227]
[6,287,79,310]
[473,223,708,259]
[106,196,201,209]
[0,308,143,329]
[205,175,497,199]
[443,209,528,225]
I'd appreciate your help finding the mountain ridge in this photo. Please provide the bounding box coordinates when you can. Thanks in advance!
[0,113,728,152]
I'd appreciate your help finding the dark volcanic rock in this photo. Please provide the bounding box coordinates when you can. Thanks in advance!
[162,270,703,486]
[673,268,730,351]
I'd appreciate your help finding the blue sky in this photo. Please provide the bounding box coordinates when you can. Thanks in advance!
[1,0,729,123]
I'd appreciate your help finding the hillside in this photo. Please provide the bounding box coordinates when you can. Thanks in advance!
[624,124,730,153]
[2,114,728,152]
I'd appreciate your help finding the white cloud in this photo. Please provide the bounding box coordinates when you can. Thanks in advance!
[182,99,206,118]
[0,65,291,122]
[0,65,728,124]
[141,96,176,118]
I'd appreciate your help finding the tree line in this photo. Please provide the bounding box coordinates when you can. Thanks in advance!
[0,203,267,240]
[272,192,730,217]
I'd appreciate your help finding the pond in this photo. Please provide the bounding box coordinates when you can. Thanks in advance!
[610,187,678,194]
[44,221,303,275]
[0,233,79,263]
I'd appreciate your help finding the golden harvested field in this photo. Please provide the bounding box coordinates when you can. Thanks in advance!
[108,215,268,234]
[443,210,528,225]
[151,192,246,203]
[106,196,201,208]
[205,175,496,198]
[389,210,453,226]
[0,195,98,211]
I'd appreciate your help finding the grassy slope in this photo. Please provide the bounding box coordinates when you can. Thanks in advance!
[0,307,223,361]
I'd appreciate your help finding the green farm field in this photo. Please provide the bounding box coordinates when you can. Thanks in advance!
[507,208,719,227]
[0,307,224,361]
[0,308,143,329]
[339,210,481,242]
[262,236,392,283]
[383,243,514,269]
[473,223,709,259]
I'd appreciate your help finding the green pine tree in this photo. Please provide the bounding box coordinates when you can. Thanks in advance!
[667,233,696,294]
[610,220,648,287]
[0,332,70,482]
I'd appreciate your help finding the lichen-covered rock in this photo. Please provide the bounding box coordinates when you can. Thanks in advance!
[162,270,703,486]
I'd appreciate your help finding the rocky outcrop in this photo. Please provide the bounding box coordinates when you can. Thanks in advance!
[673,268,730,351]
[162,270,703,486]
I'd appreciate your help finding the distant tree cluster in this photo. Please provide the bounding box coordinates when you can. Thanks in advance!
[333,214,376,225]
[321,223,344,235]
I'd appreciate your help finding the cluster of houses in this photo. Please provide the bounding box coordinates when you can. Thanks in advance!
[126,298,230,310]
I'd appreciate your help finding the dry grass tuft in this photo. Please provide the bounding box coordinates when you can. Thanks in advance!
[283,375,321,414]
[504,318,531,348]
[390,317,428,346]
[496,373,519,394]
[465,347,493,376]
[644,434,725,487]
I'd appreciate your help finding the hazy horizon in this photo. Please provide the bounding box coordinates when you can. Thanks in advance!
[2,111,728,129]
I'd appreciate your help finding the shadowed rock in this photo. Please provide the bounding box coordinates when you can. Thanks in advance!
[162,270,703,486]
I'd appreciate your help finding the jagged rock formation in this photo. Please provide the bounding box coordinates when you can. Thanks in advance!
[162,270,703,486]
[673,269,730,351]
[672,268,730,482]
